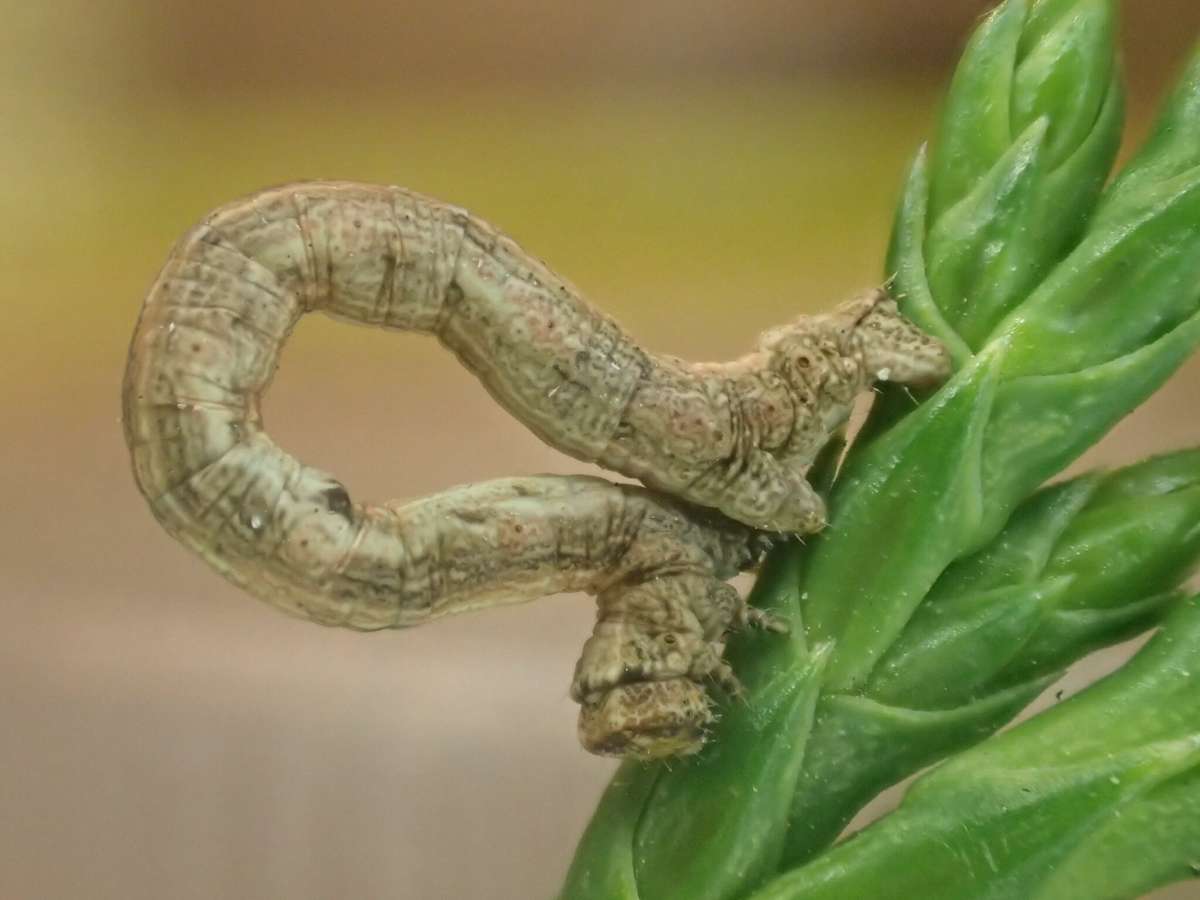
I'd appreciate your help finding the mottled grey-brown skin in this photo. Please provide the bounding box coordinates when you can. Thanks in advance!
[123,181,949,758]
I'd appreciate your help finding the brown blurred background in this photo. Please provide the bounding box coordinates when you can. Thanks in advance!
[4,2,1200,898]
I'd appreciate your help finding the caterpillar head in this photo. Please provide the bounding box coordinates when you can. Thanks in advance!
[757,288,952,391]
[570,621,716,758]
[839,289,952,388]
[577,677,712,759]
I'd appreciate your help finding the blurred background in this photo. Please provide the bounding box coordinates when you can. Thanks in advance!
[4,2,1200,898]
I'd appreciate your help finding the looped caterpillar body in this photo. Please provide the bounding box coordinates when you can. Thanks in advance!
[123,181,949,758]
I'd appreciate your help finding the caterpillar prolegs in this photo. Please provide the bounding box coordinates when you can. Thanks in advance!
[123,181,950,757]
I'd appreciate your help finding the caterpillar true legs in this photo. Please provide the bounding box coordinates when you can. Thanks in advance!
[123,181,949,757]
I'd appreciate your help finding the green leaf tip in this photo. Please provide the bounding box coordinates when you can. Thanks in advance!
[918,0,1123,349]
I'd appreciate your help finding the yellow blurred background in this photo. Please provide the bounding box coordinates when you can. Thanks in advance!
[4,2,1200,898]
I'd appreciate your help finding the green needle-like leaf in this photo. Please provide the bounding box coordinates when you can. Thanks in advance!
[802,350,1001,689]
[556,765,656,900]
[915,0,1123,349]
[873,448,1200,705]
[780,449,1200,864]
[630,646,831,900]
[747,598,1200,900]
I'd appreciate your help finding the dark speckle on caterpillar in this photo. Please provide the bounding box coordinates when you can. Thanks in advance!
[122,181,950,758]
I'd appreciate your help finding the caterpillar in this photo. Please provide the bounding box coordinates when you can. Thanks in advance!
[123,181,950,758]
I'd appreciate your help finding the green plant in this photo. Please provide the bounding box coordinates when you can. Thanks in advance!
[559,2,1200,898]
